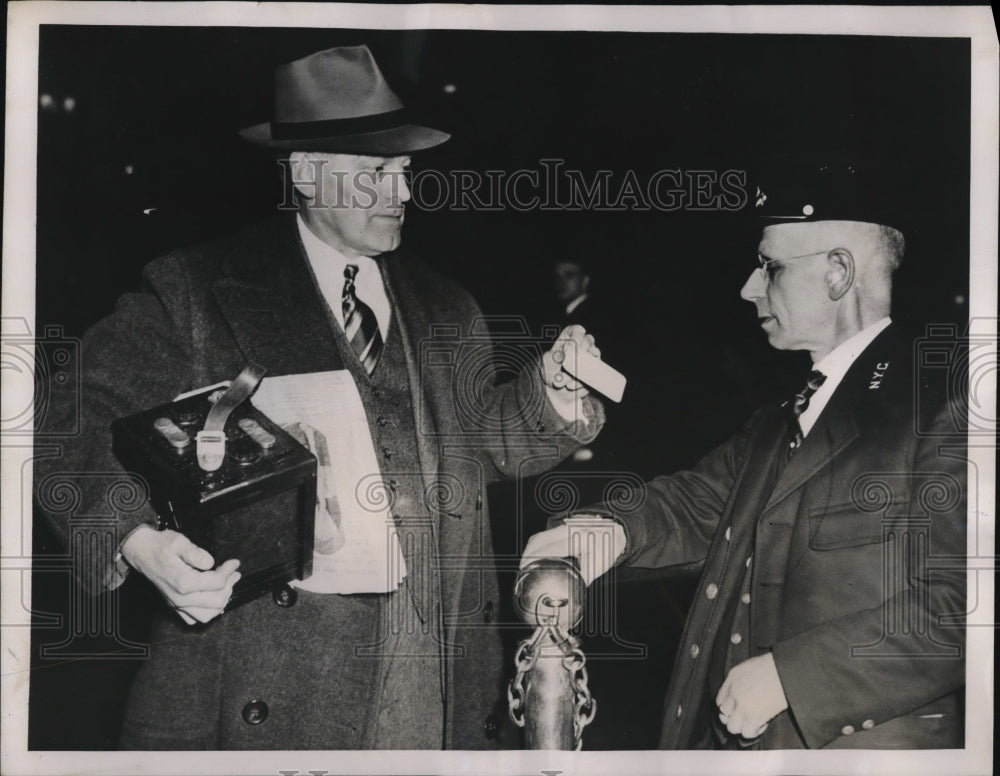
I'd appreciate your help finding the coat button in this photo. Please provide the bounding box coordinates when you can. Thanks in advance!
[242,699,268,725]
[376,415,388,427]
[272,584,297,608]
[730,632,742,645]
[475,493,483,511]
[862,719,875,730]
[483,714,498,739]
[388,479,398,491]
[705,583,719,600]
[381,446,392,459]
[741,593,751,604]
[483,600,494,623]
[689,643,700,659]
[841,724,855,736]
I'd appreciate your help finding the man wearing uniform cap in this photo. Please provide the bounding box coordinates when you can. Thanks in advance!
[35,45,605,749]
[524,156,966,749]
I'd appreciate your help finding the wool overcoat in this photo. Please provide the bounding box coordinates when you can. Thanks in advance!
[34,215,603,749]
[606,325,966,749]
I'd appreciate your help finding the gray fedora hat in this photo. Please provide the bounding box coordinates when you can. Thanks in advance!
[239,45,449,154]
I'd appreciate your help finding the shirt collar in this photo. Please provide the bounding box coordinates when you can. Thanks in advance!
[296,214,378,277]
[813,316,892,382]
[565,293,588,315]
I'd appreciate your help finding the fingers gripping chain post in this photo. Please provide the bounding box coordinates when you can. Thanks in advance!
[507,558,596,750]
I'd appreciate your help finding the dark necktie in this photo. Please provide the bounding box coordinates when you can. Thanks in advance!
[342,264,383,375]
[788,369,827,452]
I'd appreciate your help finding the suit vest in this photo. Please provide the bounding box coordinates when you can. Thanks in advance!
[325,290,444,747]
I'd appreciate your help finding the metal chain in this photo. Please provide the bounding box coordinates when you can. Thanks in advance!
[506,623,597,749]
[507,625,545,728]
[561,637,596,750]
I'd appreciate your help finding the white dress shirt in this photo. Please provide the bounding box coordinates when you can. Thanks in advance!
[297,214,585,422]
[799,316,892,438]
[297,215,392,339]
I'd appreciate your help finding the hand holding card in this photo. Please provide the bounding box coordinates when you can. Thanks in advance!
[555,341,627,403]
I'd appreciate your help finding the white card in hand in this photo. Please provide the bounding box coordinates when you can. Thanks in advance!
[561,346,627,403]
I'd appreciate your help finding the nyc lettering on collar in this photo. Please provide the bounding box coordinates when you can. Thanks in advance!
[869,360,890,390]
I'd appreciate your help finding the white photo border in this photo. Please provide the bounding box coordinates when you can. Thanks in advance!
[2,4,996,776]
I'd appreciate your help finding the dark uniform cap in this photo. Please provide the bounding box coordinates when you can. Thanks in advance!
[752,153,909,234]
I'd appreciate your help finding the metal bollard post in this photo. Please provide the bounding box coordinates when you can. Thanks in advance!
[508,557,595,750]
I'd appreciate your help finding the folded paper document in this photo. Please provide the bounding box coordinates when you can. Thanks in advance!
[253,371,407,594]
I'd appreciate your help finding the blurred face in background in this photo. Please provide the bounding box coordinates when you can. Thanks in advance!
[553,261,590,304]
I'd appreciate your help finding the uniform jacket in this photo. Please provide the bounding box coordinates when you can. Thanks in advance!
[34,215,603,749]
[611,325,966,749]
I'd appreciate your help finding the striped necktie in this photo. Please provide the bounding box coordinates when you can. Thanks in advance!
[342,264,383,375]
[788,369,827,452]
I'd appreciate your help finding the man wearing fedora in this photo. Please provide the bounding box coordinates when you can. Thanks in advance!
[523,157,967,749]
[35,45,604,749]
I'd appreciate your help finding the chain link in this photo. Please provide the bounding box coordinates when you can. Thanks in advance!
[506,623,597,749]
[507,625,545,728]
[562,642,596,749]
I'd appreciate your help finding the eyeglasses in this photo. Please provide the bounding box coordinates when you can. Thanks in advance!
[756,249,829,281]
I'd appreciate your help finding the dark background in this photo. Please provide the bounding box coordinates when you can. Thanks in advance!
[29,26,970,749]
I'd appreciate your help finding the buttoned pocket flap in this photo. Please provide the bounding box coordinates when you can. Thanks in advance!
[809,506,887,550]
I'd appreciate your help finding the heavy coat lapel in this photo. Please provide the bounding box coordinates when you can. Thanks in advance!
[378,251,444,539]
[751,325,900,648]
[764,324,900,513]
[209,217,346,375]
[763,403,860,513]
[749,399,858,648]
[731,405,791,520]
[204,222,455,537]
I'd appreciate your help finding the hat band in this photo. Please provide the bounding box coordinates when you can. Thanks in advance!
[270,108,410,141]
